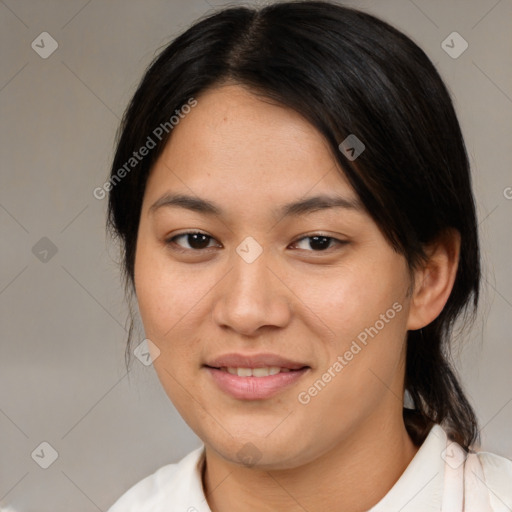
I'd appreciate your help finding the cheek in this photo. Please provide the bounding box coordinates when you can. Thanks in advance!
[293,255,410,404]
[295,307,408,442]
[293,254,409,349]
[134,239,202,337]
[133,238,221,387]
[134,242,204,411]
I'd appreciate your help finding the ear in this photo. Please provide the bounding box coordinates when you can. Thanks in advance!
[406,229,460,331]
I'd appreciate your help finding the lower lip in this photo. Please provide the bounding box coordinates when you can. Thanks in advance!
[205,367,309,400]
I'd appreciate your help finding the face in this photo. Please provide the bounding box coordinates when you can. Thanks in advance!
[134,84,414,469]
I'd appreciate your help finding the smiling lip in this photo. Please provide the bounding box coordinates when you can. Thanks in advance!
[205,353,308,370]
[204,353,310,400]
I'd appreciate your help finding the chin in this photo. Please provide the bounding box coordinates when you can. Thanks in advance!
[198,422,321,470]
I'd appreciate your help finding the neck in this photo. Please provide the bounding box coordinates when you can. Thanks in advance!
[202,413,419,512]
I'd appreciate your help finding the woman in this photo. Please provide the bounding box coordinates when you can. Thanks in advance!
[106,1,511,510]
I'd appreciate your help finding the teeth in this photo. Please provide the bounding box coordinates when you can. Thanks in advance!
[237,367,252,377]
[223,366,291,377]
[252,367,270,377]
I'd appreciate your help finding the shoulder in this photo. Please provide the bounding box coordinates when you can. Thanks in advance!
[107,464,179,511]
[107,446,206,512]
[477,450,512,494]
[466,449,512,511]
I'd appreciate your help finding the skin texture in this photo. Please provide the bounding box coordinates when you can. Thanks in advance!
[134,84,460,511]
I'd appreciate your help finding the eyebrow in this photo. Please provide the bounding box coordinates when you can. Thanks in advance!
[149,192,363,218]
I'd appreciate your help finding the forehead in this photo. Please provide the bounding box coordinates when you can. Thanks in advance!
[144,84,358,211]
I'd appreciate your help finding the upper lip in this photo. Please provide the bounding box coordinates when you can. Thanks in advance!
[205,353,309,370]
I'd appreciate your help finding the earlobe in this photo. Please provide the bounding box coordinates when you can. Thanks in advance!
[406,229,461,331]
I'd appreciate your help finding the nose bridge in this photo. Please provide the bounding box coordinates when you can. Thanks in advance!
[230,242,278,308]
[233,247,272,295]
[212,240,290,334]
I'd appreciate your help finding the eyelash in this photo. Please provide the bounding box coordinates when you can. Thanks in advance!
[164,231,347,254]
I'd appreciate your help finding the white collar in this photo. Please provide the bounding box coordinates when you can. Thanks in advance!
[160,424,492,512]
[369,424,447,511]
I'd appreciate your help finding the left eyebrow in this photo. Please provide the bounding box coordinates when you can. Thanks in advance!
[148,192,363,218]
[277,194,363,218]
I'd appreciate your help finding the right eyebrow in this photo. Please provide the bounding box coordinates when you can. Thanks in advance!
[149,193,221,216]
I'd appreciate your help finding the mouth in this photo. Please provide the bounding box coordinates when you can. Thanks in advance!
[206,366,306,377]
[203,354,310,400]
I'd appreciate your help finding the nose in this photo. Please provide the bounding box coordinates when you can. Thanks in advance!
[212,249,292,337]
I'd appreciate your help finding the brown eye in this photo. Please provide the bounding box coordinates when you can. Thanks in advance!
[166,232,220,251]
[292,235,345,252]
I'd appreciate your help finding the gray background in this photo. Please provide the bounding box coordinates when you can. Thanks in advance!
[0,0,511,510]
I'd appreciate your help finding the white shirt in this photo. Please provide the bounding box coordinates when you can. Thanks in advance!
[107,424,512,511]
